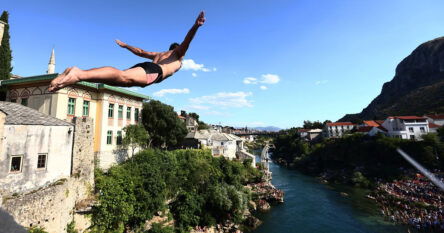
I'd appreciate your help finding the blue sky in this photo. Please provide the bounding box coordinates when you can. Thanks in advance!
[3,0,444,128]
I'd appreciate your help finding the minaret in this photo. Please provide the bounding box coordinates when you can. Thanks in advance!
[47,48,55,74]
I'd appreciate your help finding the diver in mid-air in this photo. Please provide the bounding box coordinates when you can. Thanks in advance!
[48,11,206,92]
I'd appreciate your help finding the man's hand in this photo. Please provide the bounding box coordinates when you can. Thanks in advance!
[115,39,127,48]
[195,11,205,27]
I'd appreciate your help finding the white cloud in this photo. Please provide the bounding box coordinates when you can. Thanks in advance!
[243,74,280,85]
[153,88,190,97]
[182,59,215,72]
[189,92,253,108]
[188,105,210,110]
[243,77,258,84]
[315,80,329,85]
[261,74,280,84]
[260,85,268,90]
[192,73,197,77]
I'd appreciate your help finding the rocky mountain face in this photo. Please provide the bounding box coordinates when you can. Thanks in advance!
[340,37,444,122]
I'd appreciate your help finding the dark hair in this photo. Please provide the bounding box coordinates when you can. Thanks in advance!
[169,42,179,50]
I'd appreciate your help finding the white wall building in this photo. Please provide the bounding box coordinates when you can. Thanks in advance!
[184,130,255,165]
[325,122,355,138]
[0,102,74,194]
[381,116,429,140]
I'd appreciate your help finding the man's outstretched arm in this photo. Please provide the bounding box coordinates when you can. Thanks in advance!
[115,40,158,59]
[175,11,206,57]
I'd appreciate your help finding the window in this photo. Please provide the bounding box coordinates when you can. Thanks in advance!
[420,127,425,133]
[410,135,415,140]
[118,105,123,119]
[68,98,76,115]
[10,99,16,103]
[408,127,414,133]
[107,130,113,144]
[21,98,28,106]
[10,156,23,172]
[126,107,131,119]
[82,100,90,116]
[134,108,139,121]
[117,131,122,145]
[37,154,47,169]
[108,104,114,118]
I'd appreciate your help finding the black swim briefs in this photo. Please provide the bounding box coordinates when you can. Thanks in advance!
[130,62,164,83]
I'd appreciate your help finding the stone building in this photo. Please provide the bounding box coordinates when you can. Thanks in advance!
[0,73,149,169]
[0,102,74,194]
[0,114,94,233]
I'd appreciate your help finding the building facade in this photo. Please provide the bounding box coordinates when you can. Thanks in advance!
[381,116,429,140]
[0,102,74,194]
[325,122,355,138]
[0,74,149,169]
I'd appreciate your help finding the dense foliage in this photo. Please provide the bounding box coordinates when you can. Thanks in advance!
[141,100,187,149]
[273,130,444,186]
[92,149,262,232]
[122,124,149,155]
[0,11,12,100]
[302,120,330,129]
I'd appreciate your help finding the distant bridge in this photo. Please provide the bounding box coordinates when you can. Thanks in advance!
[234,131,283,136]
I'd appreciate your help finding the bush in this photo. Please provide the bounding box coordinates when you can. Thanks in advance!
[92,149,260,232]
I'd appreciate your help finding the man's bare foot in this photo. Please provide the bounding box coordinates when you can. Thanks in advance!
[48,67,73,92]
[48,67,82,92]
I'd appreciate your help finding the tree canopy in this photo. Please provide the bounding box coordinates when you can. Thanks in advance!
[122,124,149,156]
[0,11,12,100]
[141,100,187,149]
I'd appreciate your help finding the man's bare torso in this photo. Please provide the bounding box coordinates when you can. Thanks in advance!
[152,50,183,78]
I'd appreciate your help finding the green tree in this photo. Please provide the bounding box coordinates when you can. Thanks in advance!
[122,124,149,156]
[303,120,323,129]
[141,100,187,149]
[438,126,444,141]
[0,11,13,100]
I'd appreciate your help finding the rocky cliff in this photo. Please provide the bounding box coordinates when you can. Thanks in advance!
[340,37,444,122]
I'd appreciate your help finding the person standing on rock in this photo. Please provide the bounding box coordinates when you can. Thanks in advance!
[48,11,206,92]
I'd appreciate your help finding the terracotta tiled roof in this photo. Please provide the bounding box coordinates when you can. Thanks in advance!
[426,114,444,120]
[327,122,354,126]
[363,120,381,127]
[357,126,373,132]
[429,122,441,128]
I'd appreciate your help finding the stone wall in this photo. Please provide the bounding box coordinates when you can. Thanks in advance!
[72,117,95,184]
[0,117,95,233]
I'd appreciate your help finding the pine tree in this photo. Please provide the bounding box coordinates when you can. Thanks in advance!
[0,11,12,100]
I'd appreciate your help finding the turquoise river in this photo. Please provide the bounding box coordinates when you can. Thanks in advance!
[252,159,412,233]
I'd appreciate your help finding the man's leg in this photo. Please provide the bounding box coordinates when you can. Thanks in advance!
[48,66,153,92]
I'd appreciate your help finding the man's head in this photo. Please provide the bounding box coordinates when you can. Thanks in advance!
[169,43,179,51]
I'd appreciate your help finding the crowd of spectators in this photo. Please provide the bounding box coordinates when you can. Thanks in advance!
[374,172,444,231]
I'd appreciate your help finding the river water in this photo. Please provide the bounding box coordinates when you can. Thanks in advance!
[253,160,411,233]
